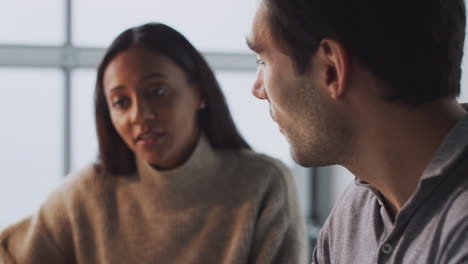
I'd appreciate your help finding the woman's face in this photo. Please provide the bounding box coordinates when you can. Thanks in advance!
[103,48,204,169]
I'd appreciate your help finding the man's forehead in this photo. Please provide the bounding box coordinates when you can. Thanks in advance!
[247,8,270,53]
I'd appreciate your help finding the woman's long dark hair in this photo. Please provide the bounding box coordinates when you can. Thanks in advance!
[95,23,251,175]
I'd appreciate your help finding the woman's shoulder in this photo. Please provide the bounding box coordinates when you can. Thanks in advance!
[64,163,100,181]
[0,164,106,262]
[60,163,105,190]
[235,149,291,175]
[219,148,293,187]
[45,163,115,207]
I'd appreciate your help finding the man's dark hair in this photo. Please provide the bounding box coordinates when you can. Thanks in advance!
[263,0,466,105]
[95,23,251,175]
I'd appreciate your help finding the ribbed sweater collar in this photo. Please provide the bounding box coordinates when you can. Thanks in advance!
[135,135,220,184]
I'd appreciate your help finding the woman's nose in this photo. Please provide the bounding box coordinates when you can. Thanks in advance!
[132,100,156,122]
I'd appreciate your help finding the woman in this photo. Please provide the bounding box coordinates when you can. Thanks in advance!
[0,23,307,264]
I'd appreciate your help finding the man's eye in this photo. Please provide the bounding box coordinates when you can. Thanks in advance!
[256,58,265,66]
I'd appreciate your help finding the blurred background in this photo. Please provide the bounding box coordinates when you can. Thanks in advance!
[1,0,468,254]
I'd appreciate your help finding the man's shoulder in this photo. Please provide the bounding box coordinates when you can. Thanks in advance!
[313,182,380,263]
[321,181,378,236]
[433,178,468,263]
[441,178,468,225]
[333,181,376,214]
[436,156,468,225]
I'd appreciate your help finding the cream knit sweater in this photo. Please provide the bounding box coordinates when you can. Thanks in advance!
[0,136,308,264]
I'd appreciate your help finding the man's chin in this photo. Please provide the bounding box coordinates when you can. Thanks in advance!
[290,147,335,168]
[291,154,312,168]
[290,148,310,167]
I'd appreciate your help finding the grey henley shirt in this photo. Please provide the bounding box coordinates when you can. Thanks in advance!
[313,112,468,263]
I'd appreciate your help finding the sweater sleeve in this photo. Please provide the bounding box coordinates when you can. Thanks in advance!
[0,185,75,264]
[248,161,309,264]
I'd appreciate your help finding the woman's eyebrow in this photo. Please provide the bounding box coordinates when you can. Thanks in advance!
[109,85,125,93]
[140,72,167,82]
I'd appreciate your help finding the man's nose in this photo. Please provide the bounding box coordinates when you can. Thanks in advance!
[252,68,268,100]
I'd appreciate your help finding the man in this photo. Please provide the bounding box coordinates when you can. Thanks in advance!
[247,0,468,263]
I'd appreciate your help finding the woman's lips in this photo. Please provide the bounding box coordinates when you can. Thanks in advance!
[136,131,166,146]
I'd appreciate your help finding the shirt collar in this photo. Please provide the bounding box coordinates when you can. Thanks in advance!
[421,111,468,180]
[355,106,468,185]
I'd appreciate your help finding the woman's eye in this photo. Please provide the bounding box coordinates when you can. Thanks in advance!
[112,98,130,108]
[148,87,167,97]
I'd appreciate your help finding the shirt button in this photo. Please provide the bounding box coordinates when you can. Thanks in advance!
[381,243,393,254]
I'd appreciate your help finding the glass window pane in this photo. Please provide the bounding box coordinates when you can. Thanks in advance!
[216,71,294,167]
[460,88,468,104]
[459,43,468,104]
[0,0,64,45]
[460,74,468,104]
[73,0,256,52]
[0,68,63,229]
[71,69,99,170]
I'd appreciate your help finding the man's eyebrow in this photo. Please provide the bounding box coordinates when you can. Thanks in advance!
[246,37,263,53]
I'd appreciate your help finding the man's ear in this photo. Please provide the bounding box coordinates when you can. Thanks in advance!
[316,38,349,99]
